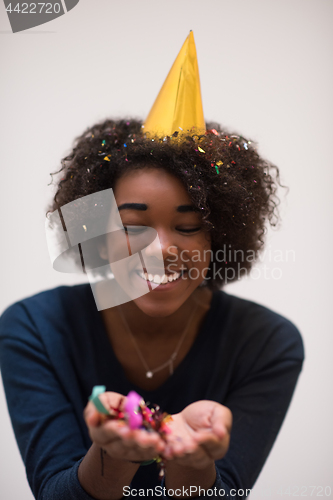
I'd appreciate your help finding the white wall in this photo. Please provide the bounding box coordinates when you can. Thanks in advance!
[0,0,332,498]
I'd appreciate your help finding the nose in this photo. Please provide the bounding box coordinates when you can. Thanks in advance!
[143,227,179,264]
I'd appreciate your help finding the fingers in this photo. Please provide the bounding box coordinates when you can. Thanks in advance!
[83,391,125,427]
[194,405,232,461]
[109,435,159,462]
[83,391,167,462]
[163,406,232,464]
[85,411,166,459]
[212,405,232,437]
[164,442,213,469]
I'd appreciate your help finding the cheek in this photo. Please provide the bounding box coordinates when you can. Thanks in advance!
[182,236,211,269]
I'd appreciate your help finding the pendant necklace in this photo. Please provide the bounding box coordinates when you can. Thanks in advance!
[118,306,196,379]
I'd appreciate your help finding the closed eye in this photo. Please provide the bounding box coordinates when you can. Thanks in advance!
[123,226,202,235]
[177,227,201,234]
[123,226,147,235]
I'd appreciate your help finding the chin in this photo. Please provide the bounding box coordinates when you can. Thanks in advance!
[133,296,180,317]
[133,285,199,318]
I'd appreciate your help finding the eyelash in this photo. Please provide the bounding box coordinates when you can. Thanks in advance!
[123,226,201,234]
[178,227,201,234]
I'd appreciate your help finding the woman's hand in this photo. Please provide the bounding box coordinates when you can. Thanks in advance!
[164,400,232,469]
[83,391,166,463]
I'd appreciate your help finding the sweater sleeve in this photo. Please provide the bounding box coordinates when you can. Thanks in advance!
[0,302,96,500]
[161,319,304,499]
[217,320,304,494]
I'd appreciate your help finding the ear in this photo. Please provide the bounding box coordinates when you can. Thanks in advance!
[98,242,108,261]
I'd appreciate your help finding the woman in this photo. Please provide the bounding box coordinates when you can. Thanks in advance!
[0,34,304,500]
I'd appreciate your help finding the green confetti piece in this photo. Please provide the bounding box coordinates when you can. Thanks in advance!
[89,385,110,415]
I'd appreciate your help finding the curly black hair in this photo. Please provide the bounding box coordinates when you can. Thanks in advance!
[49,118,283,289]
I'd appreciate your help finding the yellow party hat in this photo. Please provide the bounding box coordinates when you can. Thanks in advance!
[143,31,206,137]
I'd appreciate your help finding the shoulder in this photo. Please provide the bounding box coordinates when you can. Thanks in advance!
[212,290,305,364]
[0,284,92,340]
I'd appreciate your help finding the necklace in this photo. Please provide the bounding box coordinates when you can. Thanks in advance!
[118,306,196,379]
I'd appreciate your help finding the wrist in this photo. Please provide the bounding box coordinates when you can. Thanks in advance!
[78,443,140,500]
[128,458,157,465]
[164,460,216,495]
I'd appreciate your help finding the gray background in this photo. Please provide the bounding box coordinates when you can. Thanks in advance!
[0,0,332,498]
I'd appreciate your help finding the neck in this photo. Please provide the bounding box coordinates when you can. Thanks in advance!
[101,287,213,343]
[99,286,213,390]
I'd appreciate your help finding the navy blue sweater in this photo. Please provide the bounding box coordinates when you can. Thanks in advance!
[0,285,304,499]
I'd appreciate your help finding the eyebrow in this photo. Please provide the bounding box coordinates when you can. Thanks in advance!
[117,203,197,213]
[176,205,197,213]
[118,203,147,211]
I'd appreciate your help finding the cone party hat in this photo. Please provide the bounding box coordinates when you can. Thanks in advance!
[143,31,206,137]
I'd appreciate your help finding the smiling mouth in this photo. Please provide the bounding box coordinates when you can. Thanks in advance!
[136,269,186,285]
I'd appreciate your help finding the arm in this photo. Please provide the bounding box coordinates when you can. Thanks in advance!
[161,321,304,499]
[0,302,162,500]
[78,443,139,500]
[78,392,166,500]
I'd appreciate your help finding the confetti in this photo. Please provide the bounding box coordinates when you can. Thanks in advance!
[83,225,87,232]
[102,140,106,146]
[198,147,205,153]
[89,387,171,481]
[216,161,223,166]
[104,156,111,161]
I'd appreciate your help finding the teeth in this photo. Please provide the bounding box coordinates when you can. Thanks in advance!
[138,271,182,284]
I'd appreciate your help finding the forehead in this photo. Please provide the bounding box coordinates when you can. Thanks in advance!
[113,167,192,205]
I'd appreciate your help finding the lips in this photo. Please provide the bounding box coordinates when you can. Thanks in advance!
[136,269,186,285]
